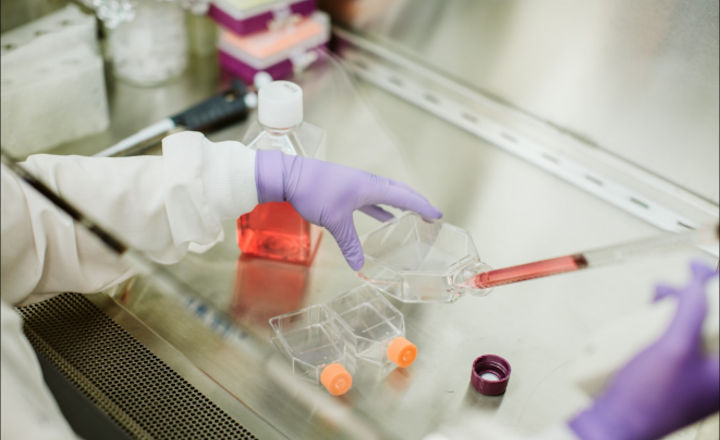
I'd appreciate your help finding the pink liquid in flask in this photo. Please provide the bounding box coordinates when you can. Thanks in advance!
[473,254,588,288]
[237,202,322,265]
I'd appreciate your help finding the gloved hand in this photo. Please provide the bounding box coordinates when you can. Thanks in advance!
[255,149,442,270]
[569,260,719,440]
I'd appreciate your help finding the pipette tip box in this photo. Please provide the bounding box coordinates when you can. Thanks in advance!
[209,0,316,36]
[217,10,329,84]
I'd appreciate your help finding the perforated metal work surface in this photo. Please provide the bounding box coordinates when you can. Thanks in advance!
[18,293,260,440]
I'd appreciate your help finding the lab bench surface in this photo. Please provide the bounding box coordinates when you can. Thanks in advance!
[46,53,717,439]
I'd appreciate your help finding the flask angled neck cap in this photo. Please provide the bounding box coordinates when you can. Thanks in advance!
[258,80,303,129]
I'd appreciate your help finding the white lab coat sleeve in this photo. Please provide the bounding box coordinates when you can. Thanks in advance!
[1,300,81,440]
[0,131,257,306]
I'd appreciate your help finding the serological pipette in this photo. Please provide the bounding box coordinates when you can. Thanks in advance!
[470,224,719,289]
[93,73,281,158]
[94,78,257,157]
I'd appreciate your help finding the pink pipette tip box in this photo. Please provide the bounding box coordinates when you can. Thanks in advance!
[218,11,329,83]
[208,0,316,36]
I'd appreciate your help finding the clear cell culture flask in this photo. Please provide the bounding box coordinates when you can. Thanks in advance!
[269,304,356,396]
[359,213,492,303]
[327,285,417,373]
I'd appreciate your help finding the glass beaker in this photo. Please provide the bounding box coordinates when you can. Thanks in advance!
[269,304,356,396]
[327,285,417,374]
[359,213,492,303]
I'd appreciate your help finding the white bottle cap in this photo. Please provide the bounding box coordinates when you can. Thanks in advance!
[258,80,303,129]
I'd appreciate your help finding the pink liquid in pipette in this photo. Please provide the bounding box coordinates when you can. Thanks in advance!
[473,254,589,288]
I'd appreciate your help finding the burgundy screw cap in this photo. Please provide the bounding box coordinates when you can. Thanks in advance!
[471,354,511,396]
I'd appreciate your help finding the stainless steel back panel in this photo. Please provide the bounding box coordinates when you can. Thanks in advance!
[320,0,719,201]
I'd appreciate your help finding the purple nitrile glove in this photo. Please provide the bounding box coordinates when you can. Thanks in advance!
[570,260,719,440]
[255,149,442,270]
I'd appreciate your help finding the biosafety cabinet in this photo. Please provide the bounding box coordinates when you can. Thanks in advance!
[4,1,717,438]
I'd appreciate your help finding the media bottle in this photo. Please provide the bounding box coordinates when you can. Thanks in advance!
[237,80,325,265]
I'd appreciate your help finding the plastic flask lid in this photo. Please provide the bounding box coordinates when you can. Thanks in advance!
[470,354,511,395]
[387,337,417,368]
[320,363,352,396]
[258,80,303,129]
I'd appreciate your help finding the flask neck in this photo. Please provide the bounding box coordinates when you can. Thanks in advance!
[262,124,300,136]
